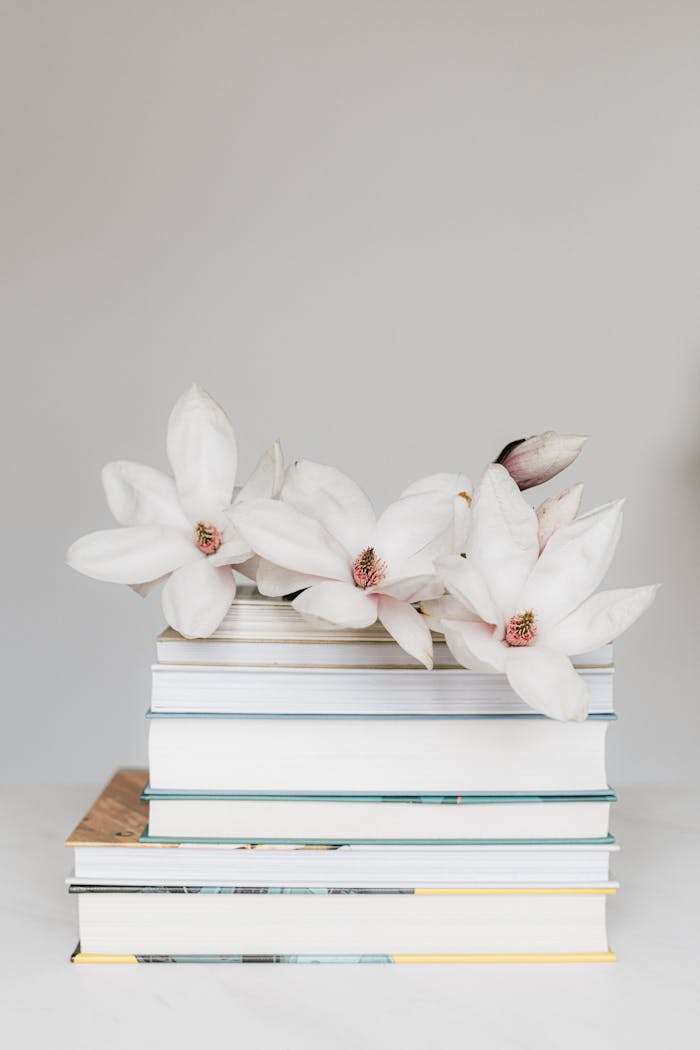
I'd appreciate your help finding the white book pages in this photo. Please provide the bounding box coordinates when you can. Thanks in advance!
[150,664,614,715]
[76,890,611,956]
[147,716,611,793]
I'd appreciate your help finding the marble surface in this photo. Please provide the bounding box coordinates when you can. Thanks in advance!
[1,784,698,1050]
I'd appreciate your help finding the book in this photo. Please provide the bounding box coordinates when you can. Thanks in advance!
[72,948,617,964]
[69,883,615,957]
[156,629,461,668]
[150,663,614,715]
[144,789,615,842]
[156,588,613,670]
[65,772,612,852]
[147,714,612,793]
[70,770,614,849]
[71,845,616,887]
[67,774,616,884]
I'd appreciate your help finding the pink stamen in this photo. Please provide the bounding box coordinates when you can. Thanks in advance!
[505,610,537,647]
[195,522,223,555]
[352,546,387,589]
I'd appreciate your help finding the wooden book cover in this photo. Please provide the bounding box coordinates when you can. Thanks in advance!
[65,769,153,848]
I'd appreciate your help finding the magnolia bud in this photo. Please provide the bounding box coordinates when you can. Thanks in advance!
[536,483,584,552]
[496,432,587,490]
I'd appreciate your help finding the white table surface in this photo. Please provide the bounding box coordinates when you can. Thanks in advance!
[1,783,698,1050]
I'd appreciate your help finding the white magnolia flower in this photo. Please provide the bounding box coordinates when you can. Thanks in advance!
[233,461,469,668]
[436,464,658,721]
[497,431,587,490]
[66,384,283,638]
[421,478,584,629]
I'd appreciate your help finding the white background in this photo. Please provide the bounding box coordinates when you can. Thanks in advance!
[2,0,699,787]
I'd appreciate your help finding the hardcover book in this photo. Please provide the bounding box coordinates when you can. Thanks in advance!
[66,772,617,885]
[147,714,613,793]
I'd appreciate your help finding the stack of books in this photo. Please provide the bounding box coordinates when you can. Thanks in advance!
[66,587,618,964]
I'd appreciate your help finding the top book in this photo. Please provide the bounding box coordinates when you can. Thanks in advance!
[156,587,614,670]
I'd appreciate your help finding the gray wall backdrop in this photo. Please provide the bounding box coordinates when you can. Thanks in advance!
[2,1,698,786]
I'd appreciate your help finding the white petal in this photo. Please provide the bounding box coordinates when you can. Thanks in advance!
[236,442,284,504]
[544,585,660,655]
[130,575,168,598]
[452,493,473,553]
[162,561,236,638]
[66,526,198,584]
[167,384,238,522]
[271,448,285,498]
[377,595,434,670]
[520,500,624,630]
[399,475,472,553]
[377,574,444,603]
[373,493,457,566]
[207,535,254,567]
[505,647,589,721]
[436,554,500,625]
[420,595,481,632]
[400,472,472,500]
[441,619,507,672]
[233,499,351,580]
[255,560,325,597]
[102,461,189,530]
[536,483,584,552]
[466,465,539,621]
[233,556,259,582]
[293,581,378,629]
[281,460,376,557]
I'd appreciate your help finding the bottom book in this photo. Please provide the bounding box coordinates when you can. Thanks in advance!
[72,948,617,964]
[69,884,616,959]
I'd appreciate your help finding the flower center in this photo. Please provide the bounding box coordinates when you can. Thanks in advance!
[352,546,387,589]
[195,522,222,555]
[505,610,537,647]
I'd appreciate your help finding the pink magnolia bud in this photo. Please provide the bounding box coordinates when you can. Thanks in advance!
[536,483,584,552]
[496,432,587,491]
